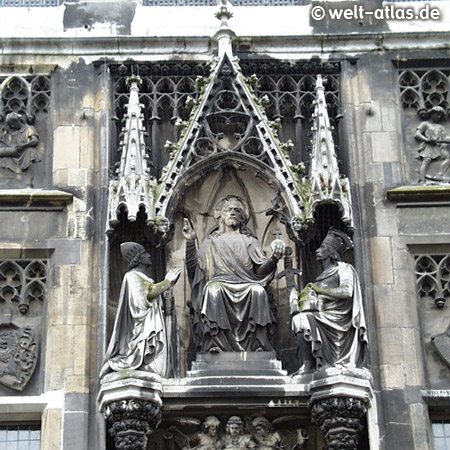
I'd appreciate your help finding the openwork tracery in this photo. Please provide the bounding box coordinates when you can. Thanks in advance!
[399,69,450,118]
[0,259,47,315]
[414,254,450,308]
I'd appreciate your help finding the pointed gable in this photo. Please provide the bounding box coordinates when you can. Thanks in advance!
[154,50,303,222]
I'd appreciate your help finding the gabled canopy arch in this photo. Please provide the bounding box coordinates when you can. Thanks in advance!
[153,51,304,231]
[158,151,299,225]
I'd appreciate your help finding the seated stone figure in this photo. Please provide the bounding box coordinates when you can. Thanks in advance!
[100,242,180,378]
[290,228,367,373]
[0,112,39,175]
[183,195,284,353]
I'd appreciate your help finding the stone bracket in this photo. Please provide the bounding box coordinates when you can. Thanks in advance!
[98,371,163,450]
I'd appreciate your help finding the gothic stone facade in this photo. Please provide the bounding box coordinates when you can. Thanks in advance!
[0,1,449,450]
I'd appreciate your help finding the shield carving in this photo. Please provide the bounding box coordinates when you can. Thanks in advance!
[431,325,450,368]
[0,325,38,391]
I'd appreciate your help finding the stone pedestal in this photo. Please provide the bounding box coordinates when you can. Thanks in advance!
[308,367,374,450]
[98,371,163,450]
[188,351,286,377]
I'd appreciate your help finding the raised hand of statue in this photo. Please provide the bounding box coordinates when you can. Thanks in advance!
[271,239,285,260]
[166,267,181,286]
[182,218,197,241]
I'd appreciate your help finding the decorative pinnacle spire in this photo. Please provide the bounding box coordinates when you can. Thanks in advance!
[106,75,155,234]
[306,74,353,229]
[214,0,234,58]
[310,74,339,178]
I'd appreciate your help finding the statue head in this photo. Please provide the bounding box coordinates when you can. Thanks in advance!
[5,112,23,129]
[226,416,244,436]
[214,195,249,232]
[252,417,271,437]
[120,242,150,270]
[317,228,353,262]
[202,416,221,436]
[430,106,445,122]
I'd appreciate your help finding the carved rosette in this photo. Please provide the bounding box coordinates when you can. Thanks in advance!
[104,399,162,450]
[310,397,367,450]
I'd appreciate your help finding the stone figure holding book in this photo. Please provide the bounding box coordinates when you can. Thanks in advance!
[290,228,367,373]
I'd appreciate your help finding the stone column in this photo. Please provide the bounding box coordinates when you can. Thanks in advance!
[98,371,163,450]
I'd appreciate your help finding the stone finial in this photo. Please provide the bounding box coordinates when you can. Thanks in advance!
[106,76,155,234]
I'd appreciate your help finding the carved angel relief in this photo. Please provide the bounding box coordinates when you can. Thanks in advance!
[164,415,309,450]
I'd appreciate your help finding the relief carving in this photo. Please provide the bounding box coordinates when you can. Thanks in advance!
[0,112,39,178]
[168,415,309,450]
[0,321,38,391]
[414,106,450,183]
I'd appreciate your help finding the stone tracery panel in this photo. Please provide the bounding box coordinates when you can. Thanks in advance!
[0,74,51,188]
[110,61,342,176]
[0,258,47,393]
[414,254,450,309]
[398,66,450,184]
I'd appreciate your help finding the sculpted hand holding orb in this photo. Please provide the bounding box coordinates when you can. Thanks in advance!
[183,196,284,353]
[100,242,180,378]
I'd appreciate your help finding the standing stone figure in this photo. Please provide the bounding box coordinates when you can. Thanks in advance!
[100,242,180,378]
[290,228,367,373]
[183,195,285,353]
[222,416,257,449]
[0,112,39,176]
[415,106,450,183]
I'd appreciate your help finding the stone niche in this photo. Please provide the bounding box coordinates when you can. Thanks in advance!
[167,165,297,376]
[399,67,450,185]
[0,74,52,189]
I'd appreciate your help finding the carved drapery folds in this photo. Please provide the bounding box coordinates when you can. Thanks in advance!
[414,253,450,308]
[311,397,367,450]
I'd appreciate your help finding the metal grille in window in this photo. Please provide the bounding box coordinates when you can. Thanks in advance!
[0,0,60,6]
[0,424,40,450]
[414,254,450,308]
[111,60,341,176]
[432,420,450,450]
[142,0,306,4]
[399,68,450,117]
[0,260,47,315]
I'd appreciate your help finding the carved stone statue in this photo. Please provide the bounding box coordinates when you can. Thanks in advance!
[182,416,224,450]
[415,106,450,183]
[0,112,39,176]
[100,242,180,378]
[251,417,282,450]
[183,195,285,353]
[222,416,257,449]
[290,228,367,373]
